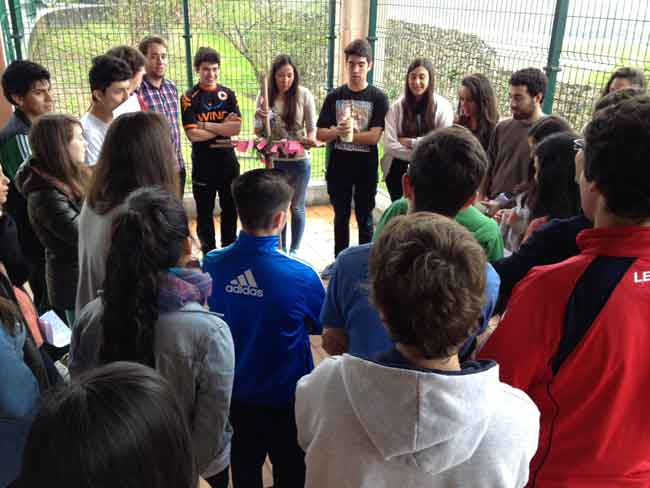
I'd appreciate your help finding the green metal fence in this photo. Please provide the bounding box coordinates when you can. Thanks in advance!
[369,0,650,131]
[2,0,650,180]
[0,0,341,183]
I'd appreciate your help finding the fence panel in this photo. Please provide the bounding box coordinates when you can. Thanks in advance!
[371,0,650,132]
[8,0,340,184]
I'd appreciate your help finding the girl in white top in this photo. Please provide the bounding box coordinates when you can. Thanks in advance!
[382,58,453,201]
[254,54,318,254]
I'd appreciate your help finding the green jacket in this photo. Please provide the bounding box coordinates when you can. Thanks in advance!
[0,110,32,181]
[373,198,504,261]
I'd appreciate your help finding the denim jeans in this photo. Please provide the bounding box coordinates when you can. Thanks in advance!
[275,159,311,252]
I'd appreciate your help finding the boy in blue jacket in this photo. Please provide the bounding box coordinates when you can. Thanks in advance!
[204,168,325,488]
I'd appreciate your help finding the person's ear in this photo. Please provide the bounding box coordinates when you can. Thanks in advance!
[367,61,373,72]
[403,173,414,201]
[92,89,104,104]
[12,94,24,109]
[272,207,288,231]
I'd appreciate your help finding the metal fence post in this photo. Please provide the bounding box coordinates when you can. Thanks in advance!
[367,0,378,84]
[326,0,337,92]
[182,0,193,89]
[7,0,24,60]
[543,0,570,114]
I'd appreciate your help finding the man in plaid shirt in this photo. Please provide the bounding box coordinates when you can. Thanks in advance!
[138,36,186,196]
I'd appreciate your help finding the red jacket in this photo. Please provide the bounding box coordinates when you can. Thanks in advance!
[481,226,650,487]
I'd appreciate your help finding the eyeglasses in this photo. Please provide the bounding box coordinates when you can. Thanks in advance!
[573,138,585,151]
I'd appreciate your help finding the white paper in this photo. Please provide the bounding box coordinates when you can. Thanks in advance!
[39,310,71,348]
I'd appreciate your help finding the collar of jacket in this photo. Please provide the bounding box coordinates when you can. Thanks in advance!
[236,230,280,251]
[578,225,650,257]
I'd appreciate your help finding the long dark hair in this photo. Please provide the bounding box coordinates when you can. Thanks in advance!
[29,113,91,200]
[456,73,499,151]
[401,58,437,137]
[268,54,300,130]
[601,66,646,97]
[86,112,179,215]
[528,132,580,220]
[15,361,198,488]
[99,187,190,367]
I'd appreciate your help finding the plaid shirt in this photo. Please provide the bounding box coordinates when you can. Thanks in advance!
[138,77,185,171]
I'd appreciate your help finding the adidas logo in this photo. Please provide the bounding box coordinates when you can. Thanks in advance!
[225,269,264,297]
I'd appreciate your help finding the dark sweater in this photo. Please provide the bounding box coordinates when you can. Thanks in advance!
[493,214,592,314]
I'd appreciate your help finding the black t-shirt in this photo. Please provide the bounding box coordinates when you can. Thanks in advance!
[317,84,389,165]
[181,83,241,161]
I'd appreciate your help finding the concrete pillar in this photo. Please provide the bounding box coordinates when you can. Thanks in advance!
[338,0,370,86]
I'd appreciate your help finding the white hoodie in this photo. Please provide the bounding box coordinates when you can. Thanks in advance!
[296,354,539,488]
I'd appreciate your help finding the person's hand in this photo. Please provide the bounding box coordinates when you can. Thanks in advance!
[255,96,270,120]
[507,210,520,226]
[335,121,350,139]
[494,209,507,223]
[398,137,413,148]
[225,112,242,122]
[300,137,321,149]
[322,328,348,356]
[481,199,502,217]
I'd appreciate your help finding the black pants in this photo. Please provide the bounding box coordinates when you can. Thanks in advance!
[229,400,305,488]
[205,467,229,488]
[326,157,377,257]
[192,152,239,254]
[5,179,48,312]
[385,158,409,202]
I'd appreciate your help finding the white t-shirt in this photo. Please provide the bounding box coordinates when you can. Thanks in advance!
[112,93,142,119]
[80,112,108,166]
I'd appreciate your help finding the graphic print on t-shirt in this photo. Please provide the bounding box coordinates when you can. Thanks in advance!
[334,99,373,153]
[181,85,240,130]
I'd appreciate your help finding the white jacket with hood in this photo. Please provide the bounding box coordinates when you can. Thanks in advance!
[296,354,539,488]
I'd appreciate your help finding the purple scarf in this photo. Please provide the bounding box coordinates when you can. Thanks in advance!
[157,267,212,313]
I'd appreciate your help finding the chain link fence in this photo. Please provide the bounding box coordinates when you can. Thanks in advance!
[0,0,341,187]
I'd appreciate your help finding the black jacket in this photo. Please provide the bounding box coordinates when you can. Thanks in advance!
[15,159,82,309]
[492,214,593,314]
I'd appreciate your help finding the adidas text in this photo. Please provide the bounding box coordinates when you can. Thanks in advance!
[225,284,264,297]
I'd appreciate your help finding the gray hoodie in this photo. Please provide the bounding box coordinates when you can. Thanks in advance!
[296,354,539,488]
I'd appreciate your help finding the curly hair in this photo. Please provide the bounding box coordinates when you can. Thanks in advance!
[510,67,548,101]
[370,212,487,359]
[193,47,220,69]
[1,60,50,106]
[584,93,650,220]
[99,187,190,367]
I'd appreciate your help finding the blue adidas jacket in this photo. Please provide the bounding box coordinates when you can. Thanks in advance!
[204,232,325,407]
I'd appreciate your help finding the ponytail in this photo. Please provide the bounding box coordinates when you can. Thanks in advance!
[99,187,189,368]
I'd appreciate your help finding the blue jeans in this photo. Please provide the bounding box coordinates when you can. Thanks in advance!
[275,159,310,252]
